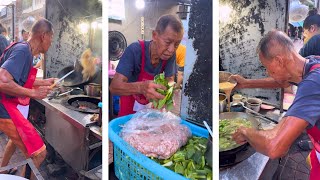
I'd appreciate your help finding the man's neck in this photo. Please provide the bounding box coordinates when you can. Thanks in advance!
[286,53,308,83]
[27,39,41,56]
[150,41,160,67]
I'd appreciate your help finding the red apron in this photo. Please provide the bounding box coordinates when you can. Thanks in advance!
[307,64,320,180]
[118,40,167,117]
[0,42,45,157]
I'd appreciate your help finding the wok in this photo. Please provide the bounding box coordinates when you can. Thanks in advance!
[57,64,99,88]
[219,112,260,155]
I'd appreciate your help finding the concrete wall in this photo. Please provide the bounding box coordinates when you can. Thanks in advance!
[45,0,102,78]
[181,0,212,126]
[219,0,288,104]
[109,0,178,45]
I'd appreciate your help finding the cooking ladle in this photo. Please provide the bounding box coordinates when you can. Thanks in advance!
[232,102,279,124]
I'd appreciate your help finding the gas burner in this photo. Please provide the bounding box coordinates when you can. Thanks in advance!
[63,95,100,113]
[220,145,256,168]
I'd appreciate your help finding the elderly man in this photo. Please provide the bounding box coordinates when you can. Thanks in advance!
[110,14,182,116]
[0,18,54,179]
[231,30,320,179]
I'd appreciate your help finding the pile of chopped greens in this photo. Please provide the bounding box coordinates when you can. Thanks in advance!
[152,73,174,110]
[151,136,212,180]
[219,118,252,151]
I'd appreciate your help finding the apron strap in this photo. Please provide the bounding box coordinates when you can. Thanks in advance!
[138,40,146,72]
[310,64,320,72]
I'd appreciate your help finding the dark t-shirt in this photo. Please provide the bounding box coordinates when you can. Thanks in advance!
[116,40,177,82]
[0,42,33,118]
[299,34,320,57]
[0,34,9,56]
[285,56,320,129]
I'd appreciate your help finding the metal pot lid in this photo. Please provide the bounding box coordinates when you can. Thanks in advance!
[109,31,127,61]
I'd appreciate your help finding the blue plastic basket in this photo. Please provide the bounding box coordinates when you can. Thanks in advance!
[109,114,209,180]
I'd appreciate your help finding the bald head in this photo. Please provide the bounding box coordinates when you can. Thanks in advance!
[256,30,295,60]
[30,18,53,36]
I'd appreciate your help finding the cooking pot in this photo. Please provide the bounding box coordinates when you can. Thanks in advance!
[219,112,260,166]
[84,83,101,97]
[219,93,227,113]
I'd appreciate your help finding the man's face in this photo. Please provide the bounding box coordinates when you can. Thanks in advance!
[22,31,29,41]
[303,25,318,44]
[152,26,183,60]
[259,53,291,84]
[41,32,53,53]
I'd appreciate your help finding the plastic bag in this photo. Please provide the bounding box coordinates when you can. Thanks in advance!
[120,109,192,159]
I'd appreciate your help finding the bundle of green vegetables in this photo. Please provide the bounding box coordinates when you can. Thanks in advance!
[151,136,212,180]
[152,73,174,110]
[219,118,252,151]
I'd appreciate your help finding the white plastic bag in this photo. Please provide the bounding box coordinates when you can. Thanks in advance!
[120,109,191,159]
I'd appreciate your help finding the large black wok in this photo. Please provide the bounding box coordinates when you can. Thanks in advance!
[57,64,99,88]
[219,112,260,167]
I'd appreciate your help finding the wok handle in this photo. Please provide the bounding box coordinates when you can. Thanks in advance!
[242,105,279,124]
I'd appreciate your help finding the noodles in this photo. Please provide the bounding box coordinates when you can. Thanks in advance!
[80,48,96,80]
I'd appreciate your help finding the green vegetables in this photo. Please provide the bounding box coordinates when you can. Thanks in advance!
[152,73,174,110]
[219,118,252,151]
[151,136,212,180]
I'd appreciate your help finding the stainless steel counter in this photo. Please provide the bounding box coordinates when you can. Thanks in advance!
[220,152,269,180]
[36,96,100,129]
[35,96,102,172]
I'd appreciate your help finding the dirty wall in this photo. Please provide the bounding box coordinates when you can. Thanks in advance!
[219,0,287,104]
[45,0,102,78]
[180,0,212,126]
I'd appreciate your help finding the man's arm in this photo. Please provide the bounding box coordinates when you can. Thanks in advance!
[230,75,290,89]
[232,116,308,159]
[110,73,166,100]
[0,68,51,99]
[33,78,55,87]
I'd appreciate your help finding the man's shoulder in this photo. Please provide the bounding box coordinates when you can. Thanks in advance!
[308,34,320,43]
[127,41,142,51]
[11,43,29,53]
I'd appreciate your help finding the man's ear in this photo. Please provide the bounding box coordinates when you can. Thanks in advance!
[40,33,45,42]
[310,25,317,33]
[274,55,285,68]
[152,30,158,41]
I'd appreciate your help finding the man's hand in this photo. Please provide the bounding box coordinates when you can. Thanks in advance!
[232,127,248,145]
[31,86,52,99]
[141,81,166,101]
[229,74,248,89]
[33,78,58,87]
